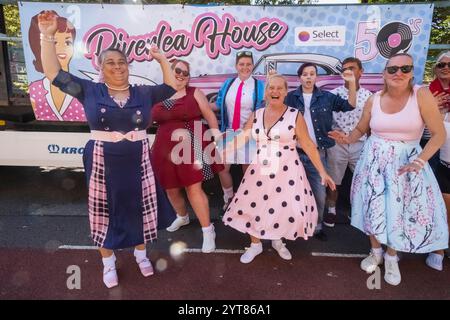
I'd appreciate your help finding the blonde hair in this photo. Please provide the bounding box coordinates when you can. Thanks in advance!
[265,74,288,91]
[432,50,450,78]
[381,53,414,96]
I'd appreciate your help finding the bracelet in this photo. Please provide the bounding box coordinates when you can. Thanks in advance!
[412,159,424,169]
[40,33,56,43]
[414,157,426,166]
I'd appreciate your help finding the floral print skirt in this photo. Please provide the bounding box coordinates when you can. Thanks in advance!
[350,135,448,253]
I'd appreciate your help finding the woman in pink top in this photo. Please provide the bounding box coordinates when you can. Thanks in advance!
[329,53,448,286]
[28,11,86,121]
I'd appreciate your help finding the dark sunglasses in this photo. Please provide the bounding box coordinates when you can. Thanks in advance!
[236,51,253,58]
[174,67,189,77]
[385,65,414,75]
[436,62,450,69]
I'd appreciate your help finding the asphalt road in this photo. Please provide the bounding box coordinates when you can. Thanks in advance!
[0,166,449,300]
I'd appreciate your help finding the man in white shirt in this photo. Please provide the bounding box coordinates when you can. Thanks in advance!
[324,57,372,227]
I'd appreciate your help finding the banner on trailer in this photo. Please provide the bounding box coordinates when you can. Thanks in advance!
[19,2,433,121]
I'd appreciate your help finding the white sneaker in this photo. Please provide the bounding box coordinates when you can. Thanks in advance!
[166,215,190,232]
[426,253,444,271]
[103,266,118,288]
[384,255,401,286]
[240,243,263,264]
[360,250,383,273]
[271,240,292,260]
[202,226,216,253]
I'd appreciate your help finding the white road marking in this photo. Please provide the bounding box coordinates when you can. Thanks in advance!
[311,252,367,258]
[182,248,245,254]
[58,245,368,259]
[59,245,98,250]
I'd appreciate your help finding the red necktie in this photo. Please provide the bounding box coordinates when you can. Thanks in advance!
[232,81,244,130]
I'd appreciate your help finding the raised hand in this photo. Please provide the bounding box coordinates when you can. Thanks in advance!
[328,130,350,144]
[148,45,166,63]
[38,10,58,36]
[341,69,356,83]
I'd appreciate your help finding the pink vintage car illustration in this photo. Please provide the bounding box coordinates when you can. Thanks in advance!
[189,53,384,103]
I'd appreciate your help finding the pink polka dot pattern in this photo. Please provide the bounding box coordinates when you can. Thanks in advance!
[29,79,86,122]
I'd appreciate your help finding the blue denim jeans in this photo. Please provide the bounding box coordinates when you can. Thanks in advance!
[298,148,328,231]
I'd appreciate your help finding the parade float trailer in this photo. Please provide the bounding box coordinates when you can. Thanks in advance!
[0,1,441,167]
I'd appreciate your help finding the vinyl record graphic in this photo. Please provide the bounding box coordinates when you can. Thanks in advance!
[376,22,413,58]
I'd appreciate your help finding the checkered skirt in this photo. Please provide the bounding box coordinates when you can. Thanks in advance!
[88,139,158,247]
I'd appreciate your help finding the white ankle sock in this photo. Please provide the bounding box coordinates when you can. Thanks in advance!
[272,239,282,246]
[372,247,383,256]
[177,214,188,220]
[223,187,234,202]
[202,224,214,233]
[251,242,262,249]
[384,253,398,262]
[328,206,336,215]
[134,248,147,261]
[102,254,116,268]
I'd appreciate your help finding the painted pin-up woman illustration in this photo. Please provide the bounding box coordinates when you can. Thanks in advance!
[28,11,86,121]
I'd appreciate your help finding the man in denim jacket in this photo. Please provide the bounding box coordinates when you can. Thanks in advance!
[285,63,356,241]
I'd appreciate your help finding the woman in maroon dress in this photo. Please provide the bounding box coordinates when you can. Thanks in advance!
[151,59,224,253]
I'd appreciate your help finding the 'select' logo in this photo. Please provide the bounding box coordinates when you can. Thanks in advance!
[298,31,310,42]
[295,26,346,46]
[48,144,84,154]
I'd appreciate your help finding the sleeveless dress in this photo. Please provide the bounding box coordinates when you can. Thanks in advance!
[151,86,224,189]
[350,86,448,253]
[223,107,318,240]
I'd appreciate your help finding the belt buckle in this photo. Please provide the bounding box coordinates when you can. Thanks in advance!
[114,132,125,142]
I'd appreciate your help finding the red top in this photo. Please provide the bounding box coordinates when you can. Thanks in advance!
[150,87,223,189]
[429,78,450,111]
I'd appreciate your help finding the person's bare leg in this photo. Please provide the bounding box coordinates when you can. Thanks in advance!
[218,164,233,212]
[99,248,114,258]
[185,182,211,227]
[218,164,233,190]
[250,235,261,244]
[386,247,397,256]
[369,235,382,249]
[166,188,188,217]
[135,244,145,251]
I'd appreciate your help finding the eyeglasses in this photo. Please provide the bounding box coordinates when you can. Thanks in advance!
[236,51,253,58]
[174,67,189,77]
[385,65,414,75]
[436,62,450,69]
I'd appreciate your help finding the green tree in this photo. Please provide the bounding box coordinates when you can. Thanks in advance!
[4,4,20,37]
[2,0,449,82]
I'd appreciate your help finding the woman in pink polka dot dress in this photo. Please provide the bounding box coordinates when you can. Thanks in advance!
[222,75,336,264]
[28,11,86,121]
